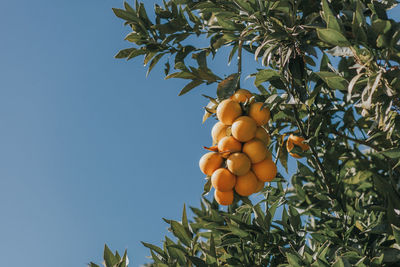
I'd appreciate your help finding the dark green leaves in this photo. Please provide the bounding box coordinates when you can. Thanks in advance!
[317,29,350,47]
[254,69,280,87]
[315,72,348,91]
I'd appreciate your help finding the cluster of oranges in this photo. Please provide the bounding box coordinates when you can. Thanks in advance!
[199,89,277,206]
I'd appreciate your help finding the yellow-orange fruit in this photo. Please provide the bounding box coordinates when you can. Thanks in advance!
[286,134,310,158]
[216,99,242,125]
[218,136,242,158]
[211,122,229,144]
[227,152,251,176]
[252,158,277,182]
[211,168,236,192]
[231,116,257,142]
[214,190,234,206]
[243,139,268,164]
[255,127,270,145]
[235,171,258,196]
[254,179,265,193]
[230,89,253,103]
[249,102,270,126]
[199,152,223,176]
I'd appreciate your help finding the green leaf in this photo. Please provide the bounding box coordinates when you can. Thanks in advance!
[147,53,165,76]
[228,224,249,238]
[392,224,400,245]
[141,242,167,258]
[112,8,138,22]
[166,72,196,80]
[343,170,373,184]
[316,72,348,91]
[178,79,203,96]
[115,48,140,59]
[171,220,192,247]
[321,0,340,31]
[380,148,400,158]
[279,140,289,173]
[254,69,280,86]
[103,244,118,267]
[286,252,303,265]
[233,0,254,13]
[317,28,350,47]
[217,73,239,99]
[187,256,207,267]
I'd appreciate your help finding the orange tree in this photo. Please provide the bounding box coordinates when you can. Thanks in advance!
[90,0,400,266]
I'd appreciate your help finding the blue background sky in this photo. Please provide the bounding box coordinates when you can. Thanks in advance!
[0,1,399,266]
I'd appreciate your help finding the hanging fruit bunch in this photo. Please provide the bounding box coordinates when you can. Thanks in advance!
[199,89,277,206]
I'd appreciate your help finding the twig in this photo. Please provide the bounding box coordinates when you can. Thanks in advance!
[331,130,380,152]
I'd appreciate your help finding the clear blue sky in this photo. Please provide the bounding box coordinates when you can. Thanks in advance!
[0,1,399,266]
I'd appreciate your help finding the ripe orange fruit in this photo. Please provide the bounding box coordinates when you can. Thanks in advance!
[242,139,269,164]
[227,152,251,176]
[286,134,309,158]
[230,89,253,103]
[214,190,234,206]
[254,179,265,193]
[231,116,257,142]
[216,99,242,125]
[211,168,236,192]
[248,102,270,126]
[255,127,270,145]
[199,152,223,176]
[218,136,242,158]
[235,171,258,196]
[211,121,229,144]
[252,158,277,182]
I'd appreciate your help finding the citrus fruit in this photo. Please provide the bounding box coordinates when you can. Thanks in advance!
[214,190,234,206]
[234,171,258,196]
[255,127,270,145]
[242,139,269,163]
[286,134,309,158]
[218,136,242,157]
[211,168,236,192]
[226,152,251,176]
[231,116,257,142]
[252,158,277,182]
[230,89,253,103]
[254,179,265,193]
[211,121,229,144]
[248,102,270,126]
[199,152,223,176]
[216,99,242,125]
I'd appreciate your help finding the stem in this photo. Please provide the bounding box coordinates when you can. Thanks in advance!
[331,130,380,152]
[237,33,244,89]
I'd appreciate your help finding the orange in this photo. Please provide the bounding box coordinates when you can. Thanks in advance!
[255,127,270,145]
[252,158,277,182]
[199,152,223,176]
[286,134,309,158]
[218,136,242,158]
[254,179,265,193]
[216,99,242,125]
[211,121,229,144]
[235,171,258,196]
[214,190,234,206]
[242,139,269,163]
[211,168,236,192]
[248,102,270,126]
[230,89,253,103]
[231,116,257,142]
[226,152,251,176]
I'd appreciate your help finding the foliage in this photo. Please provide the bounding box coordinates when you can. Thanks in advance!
[92,0,400,266]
